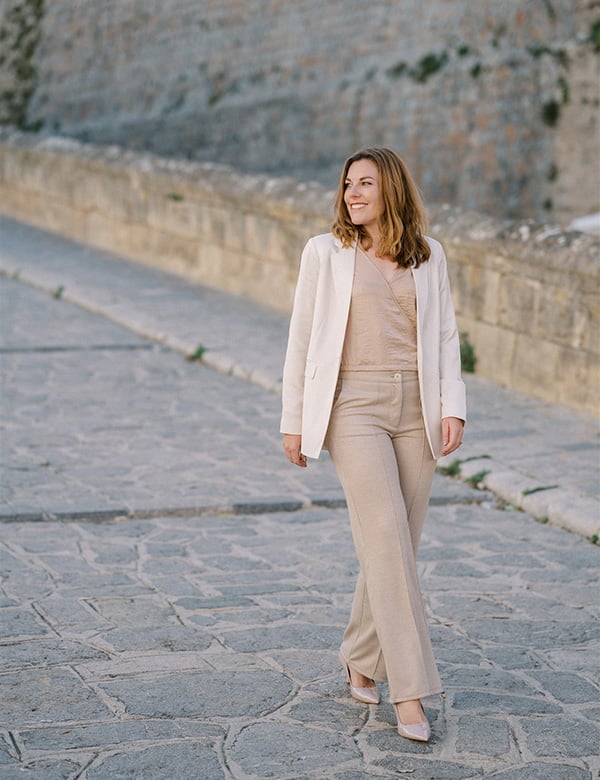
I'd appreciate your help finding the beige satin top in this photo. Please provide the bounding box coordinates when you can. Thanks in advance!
[341,246,418,371]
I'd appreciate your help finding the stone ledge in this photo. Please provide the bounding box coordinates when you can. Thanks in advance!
[457,457,599,540]
[0,129,598,415]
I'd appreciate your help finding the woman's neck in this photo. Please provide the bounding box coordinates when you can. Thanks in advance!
[360,229,378,254]
[361,230,395,263]
[362,227,380,248]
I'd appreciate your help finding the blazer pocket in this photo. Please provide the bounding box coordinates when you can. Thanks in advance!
[304,360,317,380]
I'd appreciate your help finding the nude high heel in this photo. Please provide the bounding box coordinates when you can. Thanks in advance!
[339,652,380,705]
[394,702,431,742]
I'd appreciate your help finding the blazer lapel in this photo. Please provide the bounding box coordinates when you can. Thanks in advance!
[331,238,356,310]
[412,262,430,331]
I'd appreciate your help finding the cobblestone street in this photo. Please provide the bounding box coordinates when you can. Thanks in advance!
[1,219,598,779]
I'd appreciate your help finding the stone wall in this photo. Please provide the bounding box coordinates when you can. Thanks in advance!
[0,0,43,128]
[0,0,598,225]
[0,130,598,415]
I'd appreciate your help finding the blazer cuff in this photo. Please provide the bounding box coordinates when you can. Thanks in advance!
[280,411,302,435]
[441,378,467,421]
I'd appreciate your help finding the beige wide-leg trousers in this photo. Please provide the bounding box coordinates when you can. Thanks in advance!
[325,370,442,703]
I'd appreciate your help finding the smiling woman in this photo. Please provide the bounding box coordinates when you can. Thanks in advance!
[281,146,466,746]
[334,148,433,269]
[344,160,381,232]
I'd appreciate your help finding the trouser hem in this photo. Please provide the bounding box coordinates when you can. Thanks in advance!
[390,687,444,705]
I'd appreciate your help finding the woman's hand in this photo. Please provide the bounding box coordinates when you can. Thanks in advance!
[283,434,307,468]
[441,417,464,456]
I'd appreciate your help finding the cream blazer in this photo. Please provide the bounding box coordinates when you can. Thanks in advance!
[280,233,466,459]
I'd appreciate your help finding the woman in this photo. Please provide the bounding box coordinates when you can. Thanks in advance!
[281,147,466,742]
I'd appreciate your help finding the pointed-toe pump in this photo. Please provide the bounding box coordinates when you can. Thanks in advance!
[339,652,380,705]
[395,703,431,742]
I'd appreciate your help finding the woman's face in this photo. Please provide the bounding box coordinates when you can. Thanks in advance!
[343,158,383,233]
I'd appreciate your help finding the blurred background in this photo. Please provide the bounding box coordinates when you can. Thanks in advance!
[1,0,598,226]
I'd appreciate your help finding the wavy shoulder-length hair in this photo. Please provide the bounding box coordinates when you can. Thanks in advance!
[332,147,431,268]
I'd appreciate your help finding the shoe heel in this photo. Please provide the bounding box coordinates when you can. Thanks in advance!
[339,652,380,705]
[338,652,351,684]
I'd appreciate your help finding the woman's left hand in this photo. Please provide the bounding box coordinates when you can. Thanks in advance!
[283,433,307,468]
[441,417,465,456]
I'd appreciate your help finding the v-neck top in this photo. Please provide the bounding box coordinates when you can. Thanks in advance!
[340,246,418,371]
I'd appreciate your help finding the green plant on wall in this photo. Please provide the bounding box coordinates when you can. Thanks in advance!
[410,52,449,83]
[541,98,561,127]
[460,332,477,373]
[591,20,600,52]
[387,51,449,84]
[0,0,44,129]
[546,162,559,182]
[526,44,572,130]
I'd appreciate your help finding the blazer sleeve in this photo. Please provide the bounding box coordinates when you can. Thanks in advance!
[280,238,321,434]
[438,245,467,422]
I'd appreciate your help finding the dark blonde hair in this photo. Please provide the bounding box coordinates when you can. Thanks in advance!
[332,147,431,268]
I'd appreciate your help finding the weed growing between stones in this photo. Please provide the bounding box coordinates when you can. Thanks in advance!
[437,459,462,477]
[465,469,491,487]
[522,485,559,496]
[186,344,206,362]
[437,455,491,479]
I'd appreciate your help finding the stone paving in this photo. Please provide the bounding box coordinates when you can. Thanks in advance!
[1,504,598,780]
[1,216,598,538]
[0,216,599,779]
[0,275,338,518]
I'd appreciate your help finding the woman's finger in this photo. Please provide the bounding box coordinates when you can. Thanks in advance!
[440,418,464,455]
[282,434,307,467]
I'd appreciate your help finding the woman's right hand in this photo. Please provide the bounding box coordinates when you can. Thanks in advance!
[283,434,307,468]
